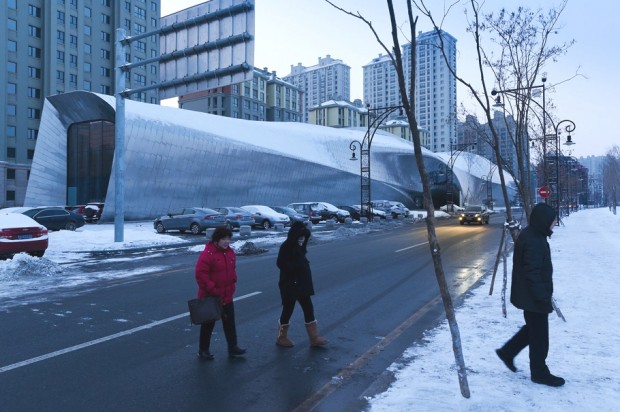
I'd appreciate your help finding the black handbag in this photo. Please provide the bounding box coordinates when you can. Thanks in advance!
[187,296,223,325]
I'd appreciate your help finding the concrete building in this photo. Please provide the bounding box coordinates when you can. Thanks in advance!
[23,91,514,220]
[178,67,303,122]
[362,30,457,153]
[284,55,351,123]
[308,100,366,128]
[1,0,160,208]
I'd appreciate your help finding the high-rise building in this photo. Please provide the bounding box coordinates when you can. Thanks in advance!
[362,30,457,153]
[283,55,350,123]
[1,0,160,207]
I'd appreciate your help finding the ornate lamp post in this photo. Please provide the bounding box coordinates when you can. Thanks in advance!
[349,105,403,222]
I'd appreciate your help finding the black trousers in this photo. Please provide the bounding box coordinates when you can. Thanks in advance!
[501,310,550,377]
[199,302,238,352]
[279,295,315,324]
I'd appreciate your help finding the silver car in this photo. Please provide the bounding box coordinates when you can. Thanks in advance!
[153,207,226,235]
[214,207,255,229]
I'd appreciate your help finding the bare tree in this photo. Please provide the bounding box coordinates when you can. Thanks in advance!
[414,0,574,229]
[325,0,471,398]
[603,146,620,214]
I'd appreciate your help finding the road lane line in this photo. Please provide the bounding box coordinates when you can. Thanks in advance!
[0,291,262,374]
[292,295,443,412]
[395,242,428,253]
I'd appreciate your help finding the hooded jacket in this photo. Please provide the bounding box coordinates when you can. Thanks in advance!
[277,221,314,302]
[195,241,237,305]
[510,203,557,313]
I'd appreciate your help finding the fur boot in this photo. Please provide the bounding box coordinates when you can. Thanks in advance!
[276,322,294,347]
[304,320,328,347]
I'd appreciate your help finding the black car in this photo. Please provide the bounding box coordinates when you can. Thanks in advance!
[337,205,360,221]
[22,207,86,231]
[458,205,490,225]
[271,206,310,223]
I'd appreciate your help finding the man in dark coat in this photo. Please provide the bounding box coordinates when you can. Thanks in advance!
[496,203,565,387]
[275,221,327,348]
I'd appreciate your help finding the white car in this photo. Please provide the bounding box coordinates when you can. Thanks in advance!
[241,205,290,230]
[388,201,410,217]
[352,205,386,220]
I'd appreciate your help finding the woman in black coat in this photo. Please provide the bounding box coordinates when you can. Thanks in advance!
[275,221,327,348]
[496,203,565,387]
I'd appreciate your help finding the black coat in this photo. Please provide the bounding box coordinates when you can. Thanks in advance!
[510,203,557,314]
[277,222,314,302]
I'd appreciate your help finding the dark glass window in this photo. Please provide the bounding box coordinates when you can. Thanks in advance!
[67,120,114,205]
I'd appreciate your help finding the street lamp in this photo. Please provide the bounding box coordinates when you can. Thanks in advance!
[349,104,403,221]
[552,119,576,220]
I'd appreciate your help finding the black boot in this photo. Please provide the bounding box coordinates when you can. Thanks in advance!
[496,348,517,372]
[197,351,214,360]
[531,372,565,387]
[228,346,246,358]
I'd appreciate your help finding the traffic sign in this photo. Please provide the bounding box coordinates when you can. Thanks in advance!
[538,186,551,198]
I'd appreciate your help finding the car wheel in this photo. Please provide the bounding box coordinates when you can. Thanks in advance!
[262,220,272,230]
[29,250,45,258]
[155,222,166,233]
[65,221,77,231]
[190,223,202,235]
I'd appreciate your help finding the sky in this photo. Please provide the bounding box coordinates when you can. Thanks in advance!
[159,0,619,158]
[1,207,618,409]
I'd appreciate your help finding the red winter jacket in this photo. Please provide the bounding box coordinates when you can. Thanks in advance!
[195,242,237,305]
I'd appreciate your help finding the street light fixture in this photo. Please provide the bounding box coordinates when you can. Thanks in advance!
[349,104,403,221]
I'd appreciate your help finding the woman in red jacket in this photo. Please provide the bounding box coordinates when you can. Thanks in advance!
[195,226,246,360]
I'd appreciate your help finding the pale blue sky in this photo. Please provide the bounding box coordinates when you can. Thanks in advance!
[161,1,618,158]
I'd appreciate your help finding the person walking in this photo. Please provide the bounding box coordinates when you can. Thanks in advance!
[496,203,565,387]
[195,226,246,360]
[275,221,328,348]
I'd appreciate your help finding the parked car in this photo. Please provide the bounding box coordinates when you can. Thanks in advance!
[20,207,85,231]
[241,205,290,230]
[352,204,387,220]
[337,205,360,221]
[270,206,310,224]
[67,203,104,223]
[213,207,255,229]
[0,213,49,258]
[458,205,490,225]
[387,201,410,217]
[315,202,351,223]
[440,204,465,213]
[153,207,226,234]
[287,202,326,224]
[372,200,406,218]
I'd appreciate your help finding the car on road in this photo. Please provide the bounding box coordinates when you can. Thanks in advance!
[20,207,85,231]
[153,207,226,234]
[270,206,310,224]
[241,205,290,230]
[458,205,490,225]
[213,207,255,229]
[0,213,49,258]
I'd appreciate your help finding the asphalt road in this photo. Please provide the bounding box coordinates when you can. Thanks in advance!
[0,216,504,412]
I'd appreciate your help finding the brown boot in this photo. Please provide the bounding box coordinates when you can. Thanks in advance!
[276,322,294,347]
[304,320,328,347]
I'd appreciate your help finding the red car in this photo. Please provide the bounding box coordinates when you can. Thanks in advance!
[0,213,49,258]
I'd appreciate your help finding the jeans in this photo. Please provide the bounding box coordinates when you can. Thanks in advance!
[500,310,550,376]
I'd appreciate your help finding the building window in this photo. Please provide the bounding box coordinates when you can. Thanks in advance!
[70,15,78,28]
[85,7,92,17]
[151,1,157,12]
[27,149,35,160]
[7,126,16,137]
[29,25,42,38]
[83,80,92,90]
[8,83,16,94]
[7,40,17,52]
[7,104,16,116]
[6,191,16,202]
[100,49,111,59]
[134,6,146,19]
[134,23,146,34]
[84,62,91,72]
[27,129,38,140]
[100,67,111,77]
[8,18,17,31]
[101,0,111,7]
[28,87,41,98]
[28,46,42,58]
[84,43,91,54]
[70,54,78,67]
[135,41,146,52]
[100,31,111,42]
[28,67,41,79]
[57,30,65,43]
[28,108,41,119]
[69,74,77,85]
[70,35,78,47]
[57,11,65,23]
[8,0,17,9]
[101,14,111,24]
[100,85,111,94]
[84,25,91,36]
[151,17,158,28]
[7,169,16,180]
[57,50,65,62]
[7,148,16,158]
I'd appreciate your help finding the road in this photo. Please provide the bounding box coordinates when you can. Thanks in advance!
[0,216,504,412]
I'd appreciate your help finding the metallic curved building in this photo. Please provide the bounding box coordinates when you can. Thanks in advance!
[25,91,509,221]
